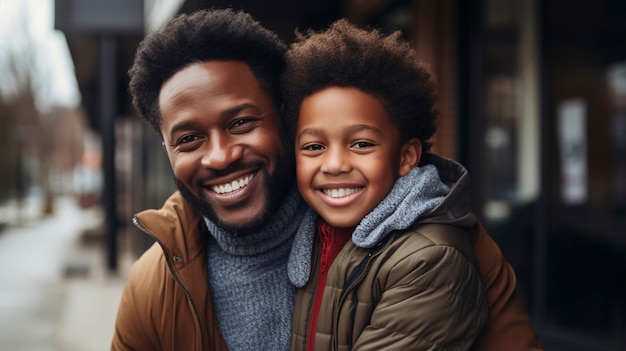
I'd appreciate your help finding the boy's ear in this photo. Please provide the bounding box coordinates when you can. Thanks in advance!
[398,138,421,177]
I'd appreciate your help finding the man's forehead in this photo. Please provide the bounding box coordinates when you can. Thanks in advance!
[162,61,255,92]
[158,61,273,112]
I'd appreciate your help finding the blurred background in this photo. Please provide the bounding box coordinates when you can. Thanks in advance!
[0,0,624,350]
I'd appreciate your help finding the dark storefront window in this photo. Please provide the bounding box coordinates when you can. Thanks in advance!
[539,0,626,348]
[464,0,626,349]
[476,0,541,309]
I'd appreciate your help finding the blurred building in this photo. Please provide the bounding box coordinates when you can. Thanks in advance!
[55,0,626,350]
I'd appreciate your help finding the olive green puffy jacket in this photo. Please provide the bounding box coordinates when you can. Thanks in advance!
[291,223,488,351]
[290,154,543,351]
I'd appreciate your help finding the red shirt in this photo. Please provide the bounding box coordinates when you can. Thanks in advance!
[307,219,353,351]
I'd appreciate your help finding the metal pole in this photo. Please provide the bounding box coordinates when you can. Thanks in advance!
[100,35,117,272]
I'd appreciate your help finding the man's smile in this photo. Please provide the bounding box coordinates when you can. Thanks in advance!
[211,172,256,194]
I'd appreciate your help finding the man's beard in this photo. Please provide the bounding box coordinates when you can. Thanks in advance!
[174,157,294,237]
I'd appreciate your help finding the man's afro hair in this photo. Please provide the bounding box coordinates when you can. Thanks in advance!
[129,8,287,135]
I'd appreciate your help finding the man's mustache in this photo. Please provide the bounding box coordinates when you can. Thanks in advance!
[195,160,265,186]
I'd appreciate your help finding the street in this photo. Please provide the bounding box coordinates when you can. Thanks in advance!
[0,195,128,351]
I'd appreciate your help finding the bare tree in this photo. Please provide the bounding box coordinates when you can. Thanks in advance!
[0,8,52,219]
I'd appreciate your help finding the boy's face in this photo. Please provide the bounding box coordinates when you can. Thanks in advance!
[295,87,416,228]
[158,61,288,235]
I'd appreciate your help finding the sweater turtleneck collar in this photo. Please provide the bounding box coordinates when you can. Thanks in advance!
[203,185,308,256]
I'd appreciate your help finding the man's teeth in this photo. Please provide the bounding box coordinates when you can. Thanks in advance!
[212,174,254,194]
[323,188,361,198]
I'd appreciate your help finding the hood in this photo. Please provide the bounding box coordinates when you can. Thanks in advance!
[417,153,477,229]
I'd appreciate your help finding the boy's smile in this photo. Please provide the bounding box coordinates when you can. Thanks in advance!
[295,86,414,228]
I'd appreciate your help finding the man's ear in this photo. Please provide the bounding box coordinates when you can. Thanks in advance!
[398,138,421,177]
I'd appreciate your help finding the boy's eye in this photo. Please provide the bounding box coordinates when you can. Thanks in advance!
[302,143,325,151]
[352,141,374,148]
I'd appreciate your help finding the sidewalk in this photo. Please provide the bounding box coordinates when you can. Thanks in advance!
[0,195,133,351]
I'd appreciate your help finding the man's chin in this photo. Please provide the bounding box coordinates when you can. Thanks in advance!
[207,212,270,237]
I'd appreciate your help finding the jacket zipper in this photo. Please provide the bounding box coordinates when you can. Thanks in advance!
[307,224,334,351]
[132,216,207,351]
[331,234,395,351]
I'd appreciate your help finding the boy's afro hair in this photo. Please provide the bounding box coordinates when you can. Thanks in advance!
[282,19,438,151]
[129,8,287,135]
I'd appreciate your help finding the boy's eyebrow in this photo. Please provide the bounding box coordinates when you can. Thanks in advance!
[296,127,320,140]
[296,124,383,141]
[347,124,383,135]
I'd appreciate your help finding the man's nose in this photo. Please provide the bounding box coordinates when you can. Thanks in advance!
[201,134,243,170]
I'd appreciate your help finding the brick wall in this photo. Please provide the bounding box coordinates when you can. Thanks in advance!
[412,0,458,160]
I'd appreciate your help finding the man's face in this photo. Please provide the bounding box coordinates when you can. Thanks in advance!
[159,61,289,235]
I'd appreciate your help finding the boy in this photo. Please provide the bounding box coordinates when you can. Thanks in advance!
[284,20,488,350]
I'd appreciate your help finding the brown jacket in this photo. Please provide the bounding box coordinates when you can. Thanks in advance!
[470,221,543,351]
[111,192,228,351]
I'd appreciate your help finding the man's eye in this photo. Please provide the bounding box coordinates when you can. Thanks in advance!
[232,118,248,127]
[230,118,256,132]
[177,135,200,145]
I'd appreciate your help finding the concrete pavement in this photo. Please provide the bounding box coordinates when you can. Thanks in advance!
[0,195,132,351]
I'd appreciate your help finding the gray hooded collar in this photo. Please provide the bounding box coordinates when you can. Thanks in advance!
[288,164,450,287]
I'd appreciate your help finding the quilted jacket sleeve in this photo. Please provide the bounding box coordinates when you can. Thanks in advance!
[470,222,543,351]
[352,244,489,351]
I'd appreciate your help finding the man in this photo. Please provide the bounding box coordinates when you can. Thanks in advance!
[111,8,542,351]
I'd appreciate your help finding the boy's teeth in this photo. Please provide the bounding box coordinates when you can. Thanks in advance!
[323,187,360,198]
[212,174,254,194]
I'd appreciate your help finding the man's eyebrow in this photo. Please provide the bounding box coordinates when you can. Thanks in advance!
[169,121,195,137]
[222,103,258,117]
[168,103,262,136]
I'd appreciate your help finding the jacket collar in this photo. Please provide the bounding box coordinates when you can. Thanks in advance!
[133,191,206,268]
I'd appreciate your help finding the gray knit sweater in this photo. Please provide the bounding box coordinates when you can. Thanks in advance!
[204,186,308,351]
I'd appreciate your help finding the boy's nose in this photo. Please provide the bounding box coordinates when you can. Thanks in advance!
[320,148,351,175]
